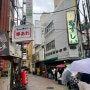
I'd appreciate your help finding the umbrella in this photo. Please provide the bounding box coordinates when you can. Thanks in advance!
[61,68,72,84]
[69,58,90,74]
[56,64,65,68]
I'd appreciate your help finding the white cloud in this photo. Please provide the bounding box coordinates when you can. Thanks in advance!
[33,0,54,24]
[18,0,54,24]
[33,6,43,13]
[33,0,54,13]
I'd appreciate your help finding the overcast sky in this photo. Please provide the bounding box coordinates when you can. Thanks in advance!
[18,0,88,24]
[18,0,54,24]
[33,0,54,23]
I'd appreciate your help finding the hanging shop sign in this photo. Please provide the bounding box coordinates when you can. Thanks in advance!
[0,30,9,56]
[66,11,78,44]
[26,0,32,24]
[12,25,33,42]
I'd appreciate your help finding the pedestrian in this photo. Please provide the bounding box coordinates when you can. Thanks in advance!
[57,69,61,84]
[55,68,58,81]
[52,67,56,79]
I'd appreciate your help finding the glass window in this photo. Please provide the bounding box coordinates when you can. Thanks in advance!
[45,21,53,34]
[56,50,58,53]
[63,47,67,51]
[59,49,62,52]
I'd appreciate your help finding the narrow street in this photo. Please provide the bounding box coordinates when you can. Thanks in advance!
[27,74,67,90]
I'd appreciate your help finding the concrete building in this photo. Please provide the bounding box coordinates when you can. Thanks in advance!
[21,0,33,73]
[0,0,22,90]
[42,0,84,67]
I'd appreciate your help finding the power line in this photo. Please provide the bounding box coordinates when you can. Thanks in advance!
[33,6,76,14]
[10,0,22,21]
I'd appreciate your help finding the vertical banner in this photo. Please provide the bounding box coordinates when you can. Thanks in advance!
[26,0,32,24]
[66,11,78,44]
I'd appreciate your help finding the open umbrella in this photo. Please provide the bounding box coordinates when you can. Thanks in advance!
[69,58,90,74]
[56,64,65,68]
[61,68,72,84]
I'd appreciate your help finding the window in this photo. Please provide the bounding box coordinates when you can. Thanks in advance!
[45,21,53,34]
[63,47,67,51]
[53,51,55,54]
[56,50,58,53]
[59,49,62,52]
[51,52,52,55]
[46,40,55,51]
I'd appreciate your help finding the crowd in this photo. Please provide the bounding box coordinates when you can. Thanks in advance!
[41,67,65,85]
[32,66,90,90]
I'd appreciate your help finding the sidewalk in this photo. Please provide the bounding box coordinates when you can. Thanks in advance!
[27,74,67,90]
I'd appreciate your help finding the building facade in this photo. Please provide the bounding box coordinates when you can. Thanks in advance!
[42,0,84,67]
[0,1,22,90]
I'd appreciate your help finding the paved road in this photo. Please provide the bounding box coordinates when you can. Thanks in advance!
[27,74,68,90]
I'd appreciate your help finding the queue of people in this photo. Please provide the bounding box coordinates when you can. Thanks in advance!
[41,66,65,85]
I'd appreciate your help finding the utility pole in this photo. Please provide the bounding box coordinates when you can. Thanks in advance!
[82,1,90,57]
[86,0,90,21]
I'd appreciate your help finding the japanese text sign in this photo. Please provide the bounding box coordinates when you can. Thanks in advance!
[12,25,33,42]
[66,11,78,44]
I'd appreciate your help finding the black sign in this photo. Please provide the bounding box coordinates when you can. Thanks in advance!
[0,30,9,56]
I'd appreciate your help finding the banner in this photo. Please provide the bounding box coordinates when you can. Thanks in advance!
[66,11,78,44]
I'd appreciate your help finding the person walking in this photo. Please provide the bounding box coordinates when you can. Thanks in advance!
[52,67,56,80]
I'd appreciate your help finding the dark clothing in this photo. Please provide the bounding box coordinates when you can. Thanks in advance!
[81,73,90,84]
[55,69,57,81]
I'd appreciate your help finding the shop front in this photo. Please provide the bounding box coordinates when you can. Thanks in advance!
[0,30,22,90]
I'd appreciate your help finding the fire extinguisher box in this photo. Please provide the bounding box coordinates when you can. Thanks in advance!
[21,70,28,85]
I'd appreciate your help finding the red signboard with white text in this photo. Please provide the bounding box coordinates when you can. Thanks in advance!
[12,25,33,42]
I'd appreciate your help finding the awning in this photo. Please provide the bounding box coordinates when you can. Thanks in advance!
[43,57,58,64]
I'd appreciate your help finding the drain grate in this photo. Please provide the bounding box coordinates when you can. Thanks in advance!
[46,87,54,89]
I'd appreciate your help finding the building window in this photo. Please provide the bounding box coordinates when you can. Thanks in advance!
[53,51,55,54]
[56,50,58,53]
[45,54,47,56]
[51,52,52,55]
[46,40,55,51]
[63,47,67,51]
[59,49,62,52]
[45,21,53,34]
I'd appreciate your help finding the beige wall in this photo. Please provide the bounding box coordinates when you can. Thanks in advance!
[27,41,33,72]
[54,0,61,8]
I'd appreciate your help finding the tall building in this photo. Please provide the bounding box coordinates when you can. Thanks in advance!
[38,0,84,71]
[21,0,33,73]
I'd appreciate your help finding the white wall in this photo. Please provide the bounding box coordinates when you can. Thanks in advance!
[34,20,42,45]
[45,0,80,60]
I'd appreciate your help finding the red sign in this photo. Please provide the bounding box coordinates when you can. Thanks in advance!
[14,28,31,39]
[12,25,33,42]
[0,60,5,69]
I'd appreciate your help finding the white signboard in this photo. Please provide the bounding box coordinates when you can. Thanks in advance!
[12,25,33,42]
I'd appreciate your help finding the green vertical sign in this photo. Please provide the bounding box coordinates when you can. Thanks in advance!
[66,11,78,44]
